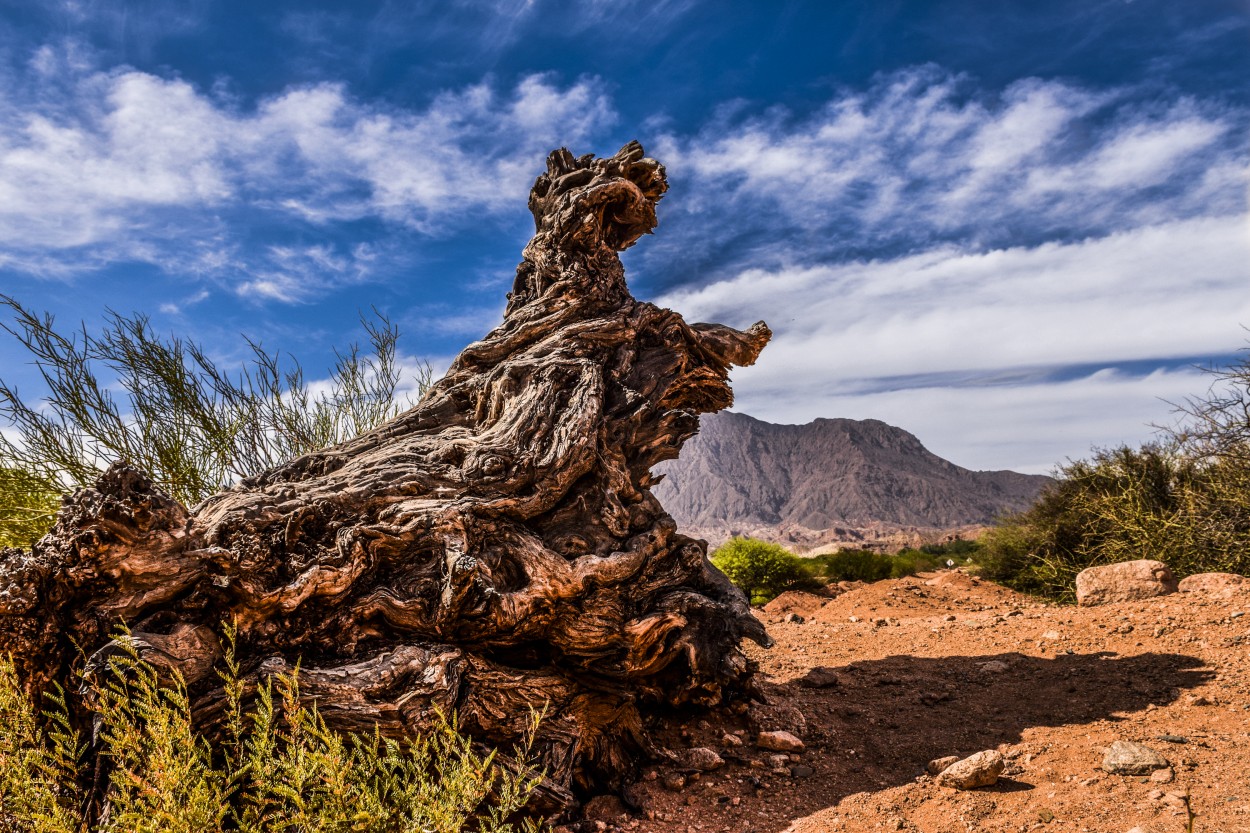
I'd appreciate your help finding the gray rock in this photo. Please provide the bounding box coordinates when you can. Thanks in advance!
[757,730,805,753]
[1075,560,1177,606]
[678,747,724,771]
[790,764,814,778]
[1102,740,1169,775]
[926,755,961,775]
[934,750,1005,789]
[798,666,841,688]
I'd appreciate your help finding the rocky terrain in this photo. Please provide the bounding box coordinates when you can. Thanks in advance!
[569,571,1250,833]
[652,412,1051,549]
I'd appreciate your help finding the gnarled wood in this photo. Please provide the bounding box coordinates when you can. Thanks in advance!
[0,141,771,806]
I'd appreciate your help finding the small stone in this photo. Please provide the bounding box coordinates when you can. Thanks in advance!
[935,750,1005,789]
[1041,630,1061,640]
[790,765,814,778]
[1155,734,1188,744]
[679,747,725,772]
[661,771,686,791]
[798,666,841,688]
[1075,559,1178,606]
[1149,767,1175,783]
[757,730,805,753]
[768,753,790,769]
[848,615,860,623]
[977,660,1010,673]
[783,612,805,624]
[926,755,961,775]
[721,732,743,748]
[1187,694,1213,706]
[1102,741,1169,775]
[887,817,905,830]
[942,614,957,622]
[584,795,627,822]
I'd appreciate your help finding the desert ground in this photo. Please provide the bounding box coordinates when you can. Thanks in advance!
[572,571,1250,833]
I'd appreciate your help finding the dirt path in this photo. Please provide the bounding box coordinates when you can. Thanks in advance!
[579,572,1250,833]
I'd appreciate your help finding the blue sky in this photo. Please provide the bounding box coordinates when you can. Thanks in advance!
[0,0,1247,474]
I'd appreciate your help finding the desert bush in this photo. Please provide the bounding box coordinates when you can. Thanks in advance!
[979,351,1250,600]
[0,296,432,543]
[0,632,546,833]
[710,537,813,604]
[0,466,61,549]
[806,547,946,584]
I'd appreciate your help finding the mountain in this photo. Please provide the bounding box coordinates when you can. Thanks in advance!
[652,412,1051,549]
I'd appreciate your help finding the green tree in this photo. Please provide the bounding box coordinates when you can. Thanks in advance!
[710,537,811,604]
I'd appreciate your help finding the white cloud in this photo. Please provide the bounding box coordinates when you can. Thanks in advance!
[660,213,1250,472]
[0,60,616,285]
[651,67,1247,259]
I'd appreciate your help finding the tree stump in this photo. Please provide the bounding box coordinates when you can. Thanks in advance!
[0,141,772,806]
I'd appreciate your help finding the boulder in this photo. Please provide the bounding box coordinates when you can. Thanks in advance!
[1075,560,1177,606]
[934,750,1004,789]
[1178,572,1249,598]
[1102,740,1169,775]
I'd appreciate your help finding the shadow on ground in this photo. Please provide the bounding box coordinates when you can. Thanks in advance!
[628,650,1212,832]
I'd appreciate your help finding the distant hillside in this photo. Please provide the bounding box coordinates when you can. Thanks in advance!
[652,412,1051,549]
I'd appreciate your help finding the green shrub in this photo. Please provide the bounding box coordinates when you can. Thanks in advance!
[710,537,813,604]
[0,633,546,832]
[806,547,945,584]
[0,296,432,510]
[980,443,1250,601]
[0,467,60,549]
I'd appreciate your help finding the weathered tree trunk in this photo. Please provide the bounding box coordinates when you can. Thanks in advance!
[0,141,771,806]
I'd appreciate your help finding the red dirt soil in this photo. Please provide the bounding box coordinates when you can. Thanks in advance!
[573,571,1250,833]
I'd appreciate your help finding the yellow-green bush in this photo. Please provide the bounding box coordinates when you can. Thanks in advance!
[710,537,815,604]
[0,634,546,833]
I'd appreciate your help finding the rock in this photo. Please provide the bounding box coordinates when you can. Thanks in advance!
[977,660,1010,673]
[660,771,686,791]
[797,666,841,688]
[721,732,743,748]
[757,730,805,753]
[790,764,814,777]
[747,698,807,736]
[583,795,627,822]
[934,750,1004,789]
[678,747,724,771]
[1149,767,1175,783]
[926,755,961,775]
[763,589,830,616]
[1101,740,1169,775]
[1075,560,1178,606]
[1178,572,1250,597]
[783,612,805,624]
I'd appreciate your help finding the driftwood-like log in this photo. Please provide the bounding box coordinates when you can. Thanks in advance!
[0,141,771,805]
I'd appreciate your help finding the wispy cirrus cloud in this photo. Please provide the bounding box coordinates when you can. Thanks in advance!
[645,66,1247,281]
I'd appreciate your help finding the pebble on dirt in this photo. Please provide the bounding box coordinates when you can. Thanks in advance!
[1101,740,1169,775]
[757,730,806,753]
[934,750,1005,789]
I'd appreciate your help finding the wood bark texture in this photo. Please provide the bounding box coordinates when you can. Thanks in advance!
[0,141,772,806]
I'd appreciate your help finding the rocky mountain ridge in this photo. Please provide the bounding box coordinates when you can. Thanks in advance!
[652,411,1051,549]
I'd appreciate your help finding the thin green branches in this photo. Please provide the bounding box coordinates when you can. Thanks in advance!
[0,296,433,513]
[0,636,546,833]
